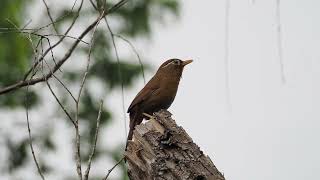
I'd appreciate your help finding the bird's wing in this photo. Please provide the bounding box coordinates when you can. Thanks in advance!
[127,77,160,113]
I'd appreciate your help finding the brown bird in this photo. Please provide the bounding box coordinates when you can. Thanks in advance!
[126,58,193,147]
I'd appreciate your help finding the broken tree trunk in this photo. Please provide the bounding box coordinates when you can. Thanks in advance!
[125,110,225,180]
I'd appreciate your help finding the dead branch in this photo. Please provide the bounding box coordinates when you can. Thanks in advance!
[84,100,104,180]
[125,110,225,180]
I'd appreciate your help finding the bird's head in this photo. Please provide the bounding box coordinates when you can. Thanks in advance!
[157,58,193,78]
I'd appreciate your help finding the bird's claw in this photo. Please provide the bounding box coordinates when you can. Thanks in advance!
[143,113,155,120]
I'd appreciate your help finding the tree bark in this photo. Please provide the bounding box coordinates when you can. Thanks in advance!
[125,110,225,180]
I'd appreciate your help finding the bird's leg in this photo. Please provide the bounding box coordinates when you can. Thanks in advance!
[142,113,155,120]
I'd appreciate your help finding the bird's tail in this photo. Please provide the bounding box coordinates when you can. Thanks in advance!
[126,112,142,149]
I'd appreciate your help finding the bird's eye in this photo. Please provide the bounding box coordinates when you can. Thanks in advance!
[174,60,180,65]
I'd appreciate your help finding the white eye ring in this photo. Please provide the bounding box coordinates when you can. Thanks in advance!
[162,59,180,68]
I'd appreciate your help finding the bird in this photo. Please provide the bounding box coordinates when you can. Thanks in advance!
[126,58,193,148]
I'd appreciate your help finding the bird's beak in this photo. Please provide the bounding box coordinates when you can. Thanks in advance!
[182,59,193,66]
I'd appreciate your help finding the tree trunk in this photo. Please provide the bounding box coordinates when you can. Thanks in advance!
[125,110,225,180]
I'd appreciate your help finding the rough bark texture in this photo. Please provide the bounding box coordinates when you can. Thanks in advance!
[125,110,225,180]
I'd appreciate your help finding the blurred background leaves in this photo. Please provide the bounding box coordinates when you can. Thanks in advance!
[0,0,180,179]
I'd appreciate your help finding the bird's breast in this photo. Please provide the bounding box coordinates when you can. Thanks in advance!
[156,78,180,107]
[143,78,180,113]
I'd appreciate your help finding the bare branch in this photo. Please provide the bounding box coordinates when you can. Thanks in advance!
[102,157,125,180]
[84,100,104,180]
[104,17,128,144]
[74,10,105,180]
[25,82,46,180]
[34,34,75,126]
[2,1,131,179]
[18,20,46,180]
[114,34,146,84]
[89,0,98,10]
[32,0,80,33]
[41,0,59,33]
[0,30,89,44]
[42,59,76,127]
[0,0,129,95]
[51,72,78,103]
[23,0,84,80]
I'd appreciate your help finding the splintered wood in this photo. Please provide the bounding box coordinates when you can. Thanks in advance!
[125,110,225,180]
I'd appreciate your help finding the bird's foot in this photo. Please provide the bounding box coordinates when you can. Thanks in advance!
[142,113,155,120]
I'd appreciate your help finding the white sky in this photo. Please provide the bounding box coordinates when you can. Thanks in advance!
[109,0,320,179]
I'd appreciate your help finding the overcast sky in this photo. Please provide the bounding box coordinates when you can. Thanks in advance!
[109,0,320,179]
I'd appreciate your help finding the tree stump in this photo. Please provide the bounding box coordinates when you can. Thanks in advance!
[124,110,225,180]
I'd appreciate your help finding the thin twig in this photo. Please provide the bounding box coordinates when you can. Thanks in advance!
[102,157,125,180]
[33,0,79,33]
[74,10,105,180]
[74,113,82,180]
[0,0,78,34]
[1,1,130,179]
[51,73,77,103]
[42,59,76,126]
[43,35,62,73]
[21,19,33,30]
[6,19,69,125]
[37,35,76,126]
[25,79,46,180]
[24,0,84,80]
[19,20,46,180]
[276,0,286,83]
[0,18,97,95]
[0,0,130,95]
[84,100,104,180]
[42,0,59,34]
[0,29,90,45]
[105,18,128,144]
[114,34,146,84]
[89,0,98,10]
